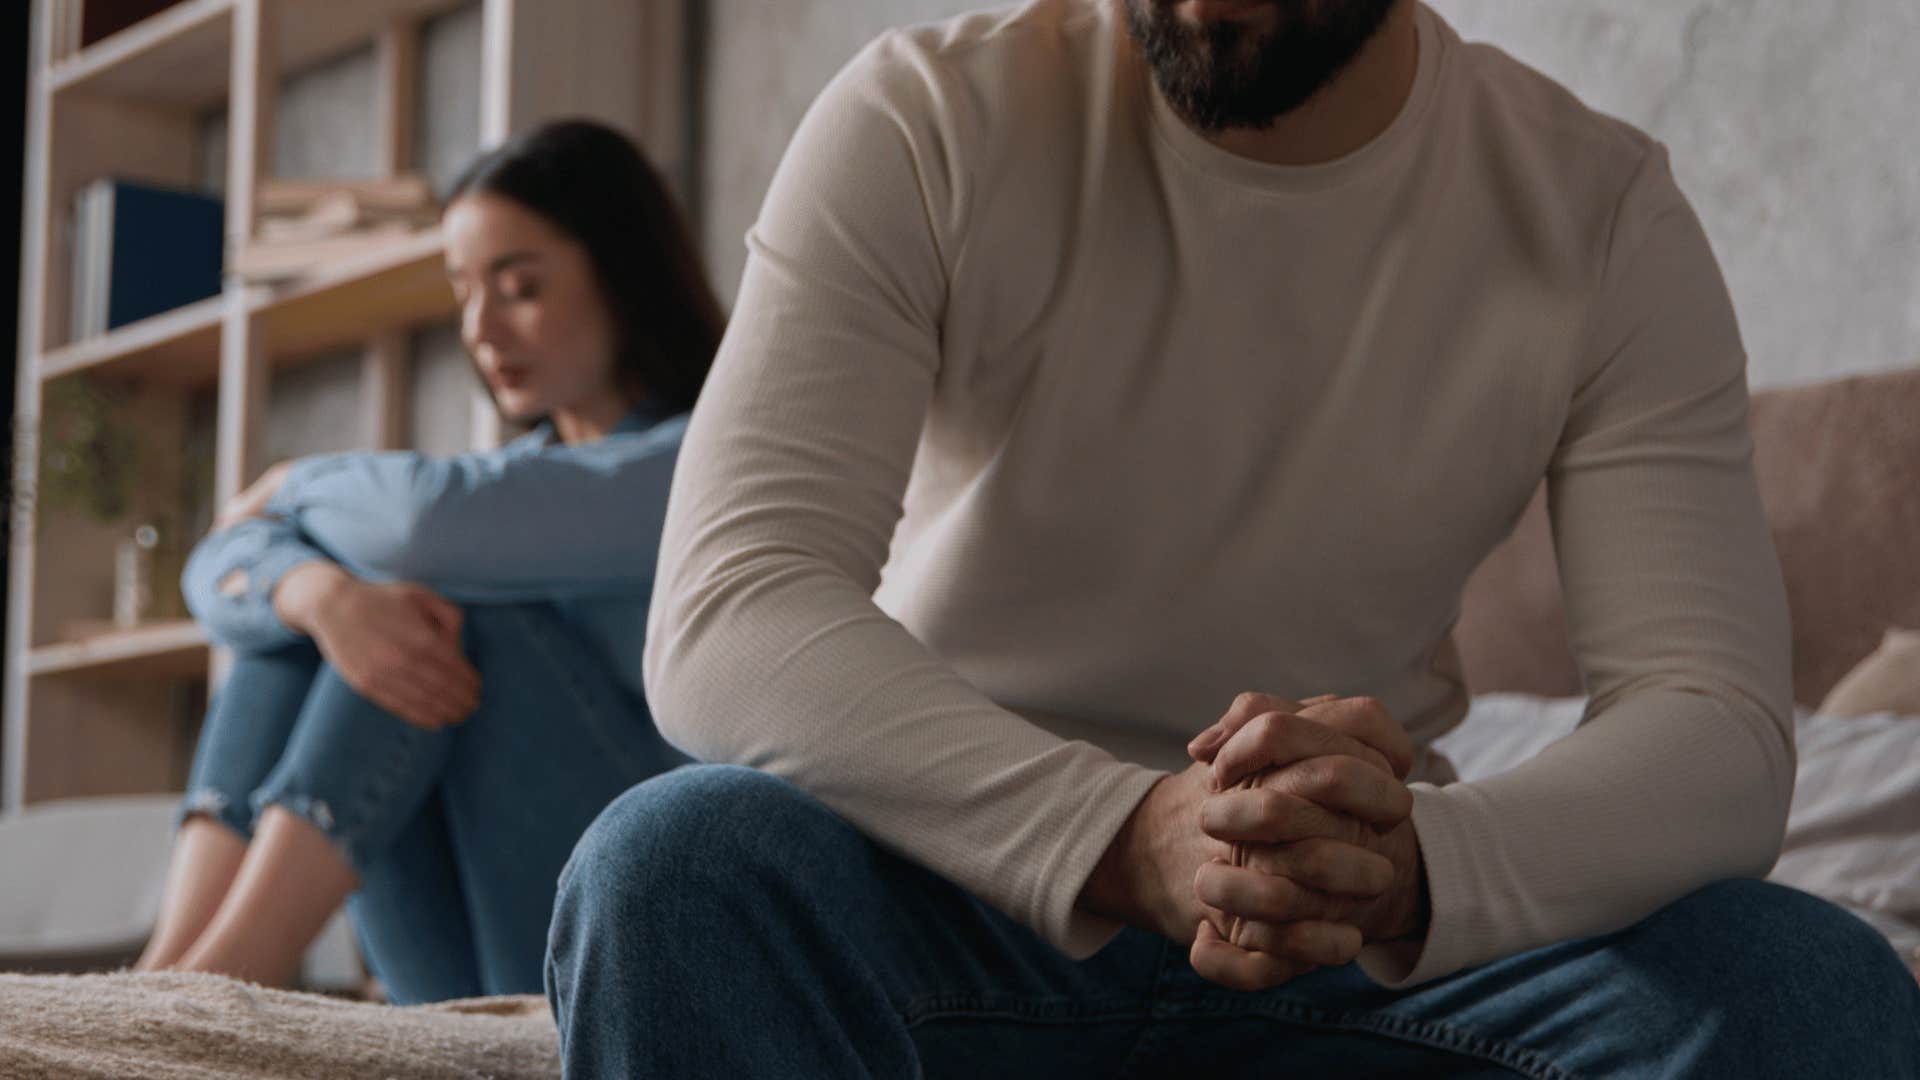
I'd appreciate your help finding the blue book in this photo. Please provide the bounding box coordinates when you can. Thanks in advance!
[72,178,224,337]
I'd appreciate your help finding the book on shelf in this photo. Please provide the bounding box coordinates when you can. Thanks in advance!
[256,174,437,217]
[231,222,424,282]
[67,177,225,343]
[235,174,439,283]
[255,191,438,244]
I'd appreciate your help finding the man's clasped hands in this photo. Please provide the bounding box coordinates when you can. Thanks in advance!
[1084,692,1428,992]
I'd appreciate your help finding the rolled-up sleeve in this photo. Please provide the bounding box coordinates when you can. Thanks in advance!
[181,518,330,652]
[264,426,683,602]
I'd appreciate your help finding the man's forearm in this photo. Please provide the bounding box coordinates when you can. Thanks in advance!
[1371,686,1790,988]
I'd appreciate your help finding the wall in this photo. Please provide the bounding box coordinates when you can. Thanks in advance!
[1427,0,1919,387]
[194,1,484,476]
[696,0,1920,389]
[697,0,979,309]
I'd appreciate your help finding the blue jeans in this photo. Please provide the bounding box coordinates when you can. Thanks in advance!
[547,763,1920,1078]
[181,602,689,1003]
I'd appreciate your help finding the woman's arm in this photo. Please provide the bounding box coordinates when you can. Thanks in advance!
[262,422,685,602]
[182,518,481,724]
[181,517,333,652]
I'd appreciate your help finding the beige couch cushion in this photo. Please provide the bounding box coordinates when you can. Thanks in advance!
[1454,364,1920,708]
[1818,628,1920,718]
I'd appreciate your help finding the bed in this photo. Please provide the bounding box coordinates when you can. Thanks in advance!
[2,364,1916,1075]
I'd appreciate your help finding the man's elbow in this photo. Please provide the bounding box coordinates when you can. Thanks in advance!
[639,547,815,760]
[1721,684,1796,878]
[641,582,709,755]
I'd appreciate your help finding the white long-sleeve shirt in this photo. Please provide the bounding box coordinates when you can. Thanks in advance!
[644,0,1795,987]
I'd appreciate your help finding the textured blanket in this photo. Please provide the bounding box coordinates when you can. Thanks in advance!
[0,971,559,1079]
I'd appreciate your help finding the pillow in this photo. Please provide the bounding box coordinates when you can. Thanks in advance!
[1438,695,1920,965]
[1452,364,1920,708]
[1817,627,1920,718]
[1769,707,1920,966]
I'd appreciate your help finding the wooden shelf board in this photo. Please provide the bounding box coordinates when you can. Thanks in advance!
[37,292,226,386]
[45,0,469,112]
[253,228,456,363]
[37,231,455,383]
[28,620,210,680]
[47,0,235,111]
[274,0,470,77]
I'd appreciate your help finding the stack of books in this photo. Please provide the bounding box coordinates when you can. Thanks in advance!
[67,178,225,342]
[232,174,439,283]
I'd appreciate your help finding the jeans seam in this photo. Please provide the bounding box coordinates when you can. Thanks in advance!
[896,933,1159,1027]
[1112,937,1180,1076]
[341,730,438,856]
[510,606,657,777]
[898,997,1152,1028]
[1244,998,1583,1080]
[179,787,250,840]
[253,714,441,871]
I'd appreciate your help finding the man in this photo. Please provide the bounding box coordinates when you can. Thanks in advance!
[546,0,1920,1074]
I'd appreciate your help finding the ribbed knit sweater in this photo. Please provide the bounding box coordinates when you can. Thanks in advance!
[644,0,1795,986]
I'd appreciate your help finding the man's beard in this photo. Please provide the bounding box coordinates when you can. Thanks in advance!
[1124,0,1399,133]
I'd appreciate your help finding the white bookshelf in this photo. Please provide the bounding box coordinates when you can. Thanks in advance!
[6,0,689,812]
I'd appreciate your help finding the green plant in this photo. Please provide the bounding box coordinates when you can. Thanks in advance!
[38,377,138,522]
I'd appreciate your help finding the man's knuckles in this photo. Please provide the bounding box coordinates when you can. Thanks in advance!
[1203,786,1356,845]
[1194,860,1335,922]
[1249,838,1394,897]
[1300,695,1414,777]
[1229,711,1395,779]
[1265,754,1371,807]
[1230,919,1363,966]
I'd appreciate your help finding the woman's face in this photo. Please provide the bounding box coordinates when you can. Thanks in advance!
[443,191,622,423]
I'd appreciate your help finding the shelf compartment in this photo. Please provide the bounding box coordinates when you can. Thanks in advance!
[36,229,455,384]
[46,0,235,111]
[45,0,469,113]
[27,620,210,681]
[37,292,226,386]
[272,0,468,80]
[252,227,455,362]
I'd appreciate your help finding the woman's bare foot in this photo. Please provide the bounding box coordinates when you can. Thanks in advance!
[135,816,248,971]
[171,806,360,987]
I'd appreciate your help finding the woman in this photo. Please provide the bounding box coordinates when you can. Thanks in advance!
[133,118,727,1003]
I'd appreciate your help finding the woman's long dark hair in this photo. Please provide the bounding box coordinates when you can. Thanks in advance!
[446,118,725,414]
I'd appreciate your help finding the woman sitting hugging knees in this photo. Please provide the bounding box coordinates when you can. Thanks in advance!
[133,118,726,1003]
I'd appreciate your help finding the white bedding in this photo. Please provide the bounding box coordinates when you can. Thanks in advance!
[1438,695,1920,961]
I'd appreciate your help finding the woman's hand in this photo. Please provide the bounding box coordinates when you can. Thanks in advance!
[213,461,294,532]
[273,561,482,729]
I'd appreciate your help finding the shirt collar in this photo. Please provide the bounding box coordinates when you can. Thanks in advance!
[612,397,678,435]
[533,398,679,446]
